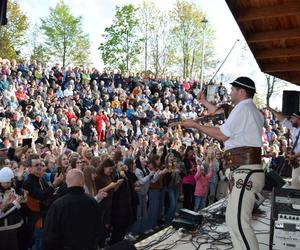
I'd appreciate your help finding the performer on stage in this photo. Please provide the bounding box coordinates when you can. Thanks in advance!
[181,77,264,250]
[267,107,300,189]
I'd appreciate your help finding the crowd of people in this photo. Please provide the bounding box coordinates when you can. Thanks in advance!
[0,58,292,250]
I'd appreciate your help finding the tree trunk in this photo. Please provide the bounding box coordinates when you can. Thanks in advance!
[126,29,129,72]
[266,74,276,106]
[190,48,195,77]
[144,21,148,73]
[63,34,66,67]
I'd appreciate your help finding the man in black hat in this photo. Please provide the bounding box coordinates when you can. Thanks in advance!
[267,107,300,189]
[181,76,265,250]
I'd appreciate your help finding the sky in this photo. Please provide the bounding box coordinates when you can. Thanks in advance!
[18,0,300,108]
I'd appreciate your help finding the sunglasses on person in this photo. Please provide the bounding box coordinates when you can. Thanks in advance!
[33,163,44,169]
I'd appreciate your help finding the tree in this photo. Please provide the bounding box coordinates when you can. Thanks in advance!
[253,94,265,109]
[30,45,50,66]
[169,1,216,78]
[265,74,287,106]
[141,2,171,78]
[28,23,50,65]
[0,0,28,60]
[139,1,153,73]
[138,1,172,77]
[40,1,90,67]
[99,4,143,72]
[149,15,171,78]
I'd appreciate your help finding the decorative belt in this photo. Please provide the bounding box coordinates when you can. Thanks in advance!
[224,146,262,168]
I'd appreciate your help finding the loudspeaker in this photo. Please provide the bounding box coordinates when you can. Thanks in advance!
[264,170,286,191]
[105,240,137,250]
[0,0,8,25]
[282,91,300,116]
[172,217,197,231]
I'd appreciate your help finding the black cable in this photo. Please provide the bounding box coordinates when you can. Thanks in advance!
[138,199,235,250]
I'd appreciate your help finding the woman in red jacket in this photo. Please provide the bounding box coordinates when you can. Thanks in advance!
[95,109,108,142]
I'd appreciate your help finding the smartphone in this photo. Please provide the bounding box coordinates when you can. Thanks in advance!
[22,138,32,147]
[18,188,25,196]
[56,167,62,175]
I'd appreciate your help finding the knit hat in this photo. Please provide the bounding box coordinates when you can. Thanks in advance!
[0,167,14,182]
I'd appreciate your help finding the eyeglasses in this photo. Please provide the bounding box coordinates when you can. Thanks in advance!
[33,163,44,169]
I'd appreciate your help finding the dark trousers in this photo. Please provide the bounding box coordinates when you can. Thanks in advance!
[0,229,19,250]
[109,225,127,245]
[182,184,195,210]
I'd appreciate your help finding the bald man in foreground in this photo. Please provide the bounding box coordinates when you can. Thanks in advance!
[42,169,102,250]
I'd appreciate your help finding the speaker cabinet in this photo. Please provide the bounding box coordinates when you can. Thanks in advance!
[282,91,300,116]
[0,0,8,25]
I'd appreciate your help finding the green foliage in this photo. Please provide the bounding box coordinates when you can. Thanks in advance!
[40,1,90,66]
[169,0,216,78]
[253,94,265,109]
[139,1,172,77]
[99,4,143,72]
[30,45,50,66]
[0,0,28,60]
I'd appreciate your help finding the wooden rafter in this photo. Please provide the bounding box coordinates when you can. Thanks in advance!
[256,47,300,59]
[237,1,300,22]
[247,29,300,43]
[262,61,300,73]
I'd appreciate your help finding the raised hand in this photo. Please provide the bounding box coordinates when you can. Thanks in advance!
[96,190,108,200]
[181,119,199,129]
[198,91,207,104]
[53,172,64,187]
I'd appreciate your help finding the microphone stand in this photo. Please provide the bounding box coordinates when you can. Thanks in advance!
[208,39,240,85]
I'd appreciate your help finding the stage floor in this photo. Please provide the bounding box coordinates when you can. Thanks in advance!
[135,195,271,250]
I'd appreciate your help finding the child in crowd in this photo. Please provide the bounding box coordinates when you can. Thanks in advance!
[194,162,213,212]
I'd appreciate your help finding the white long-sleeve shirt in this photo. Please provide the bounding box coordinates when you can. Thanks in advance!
[282,118,300,154]
[135,168,160,195]
[220,99,264,150]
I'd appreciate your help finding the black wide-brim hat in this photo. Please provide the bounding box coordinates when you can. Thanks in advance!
[230,76,256,93]
[291,111,300,119]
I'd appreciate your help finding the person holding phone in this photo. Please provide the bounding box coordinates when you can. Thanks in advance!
[129,153,160,238]
[23,154,63,250]
[108,162,135,245]
[0,167,27,250]
[94,159,123,248]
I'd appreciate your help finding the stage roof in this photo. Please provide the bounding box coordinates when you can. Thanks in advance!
[225,0,300,85]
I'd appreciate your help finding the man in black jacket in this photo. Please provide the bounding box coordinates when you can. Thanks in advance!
[23,154,63,250]
[42,169,102,250]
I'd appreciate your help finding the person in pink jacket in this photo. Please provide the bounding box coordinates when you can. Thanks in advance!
[194,162,213,211]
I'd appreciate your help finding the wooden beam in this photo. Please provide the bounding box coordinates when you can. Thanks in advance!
[282,74,300,83]
[237,2,300,22]
[247,29,300,43]
[284,74,300,83]
[271,73,300,84]
[289,78,300,83]
[262,61,300,73]
[256,47,300,59]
